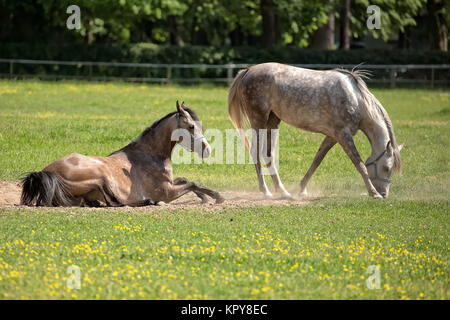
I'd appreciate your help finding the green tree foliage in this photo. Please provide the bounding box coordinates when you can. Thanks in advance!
[350,0,427,41]
[0,0,447,50]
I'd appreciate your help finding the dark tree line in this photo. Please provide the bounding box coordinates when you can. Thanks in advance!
[0,0,448,51]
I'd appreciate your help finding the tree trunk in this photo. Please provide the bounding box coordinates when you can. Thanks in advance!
[86,19,95,44]
[193,29,209,45]
[261,0,279,47]
[427,0,448,51]
[169,15,185,47]
[398,27,411,50]
[312,14,335,49]
[230,25,243,46]
[339,0,350,50]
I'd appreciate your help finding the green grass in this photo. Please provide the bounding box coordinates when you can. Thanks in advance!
[0,80,448,198]
[0,80,448,299]
[0,200,448,299]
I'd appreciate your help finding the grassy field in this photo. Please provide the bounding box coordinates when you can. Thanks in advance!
[0,80,448,299]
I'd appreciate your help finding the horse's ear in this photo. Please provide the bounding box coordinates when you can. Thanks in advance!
[386,140,393,156]
[398,143,404,152]
[176,100,182,113]
[181,101,186,108]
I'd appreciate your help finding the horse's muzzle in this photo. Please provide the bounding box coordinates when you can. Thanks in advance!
[202,144,211,158]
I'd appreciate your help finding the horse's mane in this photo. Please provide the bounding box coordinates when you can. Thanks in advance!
[335,68,402,174]
[109,107,199,156]
[139,107,199,138]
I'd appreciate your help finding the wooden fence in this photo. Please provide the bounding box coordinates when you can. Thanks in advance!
[0,58,449,88]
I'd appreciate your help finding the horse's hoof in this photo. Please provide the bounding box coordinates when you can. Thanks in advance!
[215,197,225,204]
[280,192,294,200]
[199,196,209,204]
[371,193,383,199]
[299,189,308,197]
[263,191,273,198]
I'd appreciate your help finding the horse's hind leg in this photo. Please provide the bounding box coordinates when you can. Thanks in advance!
[248,109,274,198]
[98,184,154,207]
[263,112,291,199]
[79,188,106,207]
[83,200,103,207]
[300,136,336,196]
[99,185,125,207]
[250,127,273,197]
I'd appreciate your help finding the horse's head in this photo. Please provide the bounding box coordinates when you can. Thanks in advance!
[173,101,211,158]
[365,141,403,198]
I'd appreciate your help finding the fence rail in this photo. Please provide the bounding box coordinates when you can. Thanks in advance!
[0,58,449,88]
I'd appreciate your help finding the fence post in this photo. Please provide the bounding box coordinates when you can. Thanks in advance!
[89,64,93,78]
[166,66,172,84]
[431,67,435,89]
[9,61,13,78]
[226,64,234,86]
[389,68,396,88]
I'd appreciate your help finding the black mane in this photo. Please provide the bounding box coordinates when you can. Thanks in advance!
[109,107,200,156]
[140,107,199,138]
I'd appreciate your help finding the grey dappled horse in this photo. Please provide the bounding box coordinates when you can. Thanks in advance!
[229,63,403,199]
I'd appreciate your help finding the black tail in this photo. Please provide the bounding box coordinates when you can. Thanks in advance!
[21,171,73,206]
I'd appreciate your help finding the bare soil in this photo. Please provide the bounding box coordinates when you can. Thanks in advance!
[0,181,21,207]
[0,181,312,212]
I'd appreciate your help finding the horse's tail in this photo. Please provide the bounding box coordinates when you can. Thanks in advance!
[228,68,251,152]
[21,171,73,206]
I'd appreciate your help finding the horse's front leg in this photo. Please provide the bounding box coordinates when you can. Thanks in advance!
[300,136,336,196]
[189,180,225,204]
[174,177,208,203]
[162,180,225,204]
[337,128,382,198]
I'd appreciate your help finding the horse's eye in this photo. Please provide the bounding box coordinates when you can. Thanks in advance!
[383,166,389,172]
[189,125,195,130]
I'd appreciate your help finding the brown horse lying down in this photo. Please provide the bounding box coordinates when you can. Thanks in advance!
[21,101,224,207]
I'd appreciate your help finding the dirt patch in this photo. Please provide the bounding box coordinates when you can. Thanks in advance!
[0,181,313,212]
[0,181,22,207]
